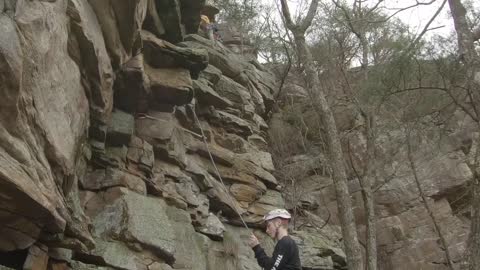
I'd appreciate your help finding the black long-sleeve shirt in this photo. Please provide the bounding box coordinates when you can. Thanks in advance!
[252,236,301,270]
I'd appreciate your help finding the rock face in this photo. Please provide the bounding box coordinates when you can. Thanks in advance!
[0,1,344,269]
[270,72,474,269]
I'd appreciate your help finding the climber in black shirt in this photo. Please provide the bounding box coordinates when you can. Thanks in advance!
[248,209,302,270]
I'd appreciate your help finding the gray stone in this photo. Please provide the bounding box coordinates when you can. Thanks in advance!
[145,65,193,106]
[252,113,268,132]
[247,135,269,151]
[245,190,285,224]
[181,35,249,79]
[207,225,266,270]
[77,239,138,270]
[23,244,48,270]
[193,79,233,109]
[237,150,275,172]
[209,110,254,137]
[186,139,236,167]
[230,184,262,203]
[67,0,114,123]
[164,206,210,270]
[69,261,114,270]
[213,132,248,153]
[214,75,253,112]
[245,69,276,112]
[127,136,154,177]
[143,0,166,37]
[148,262,173,270]
[135,112,177,142]
[178,0,206,34]
[107,110,135,146]
[89,188,176,263]
[89,123,108,144]
[49,248,73,262]
[81,168,146,194]
[199,65,222,85]
[87,0,148,68]
[113,54,149,114]
[142,30,208,77]
[199,213,225,240]
[0,1,89,251]
[155,0,184,42]
[292,230,346,270]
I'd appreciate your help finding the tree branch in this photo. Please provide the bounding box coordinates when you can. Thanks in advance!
[299,0,319,33]
[405,127,456,270]
[332,0,363,40]
[367,0,435,23]
[365,0,384,17]
[279,0,296,30]
[407,0,448,52]
[274,41,293,101]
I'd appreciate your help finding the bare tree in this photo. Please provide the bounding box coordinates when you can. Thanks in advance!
[447,0,480,269]
[278,1,364,269]
[405,126,456,270]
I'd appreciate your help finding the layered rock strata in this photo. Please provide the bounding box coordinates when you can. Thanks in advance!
[0,1,346,269]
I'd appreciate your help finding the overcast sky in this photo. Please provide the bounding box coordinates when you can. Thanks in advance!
[265,0,479,39]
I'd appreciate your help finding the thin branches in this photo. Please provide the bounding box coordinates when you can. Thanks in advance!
[280,0,319,34]
[407,0,448,52]
[405,128,456,270]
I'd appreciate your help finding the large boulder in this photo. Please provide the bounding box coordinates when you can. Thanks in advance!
[87,188,177,263]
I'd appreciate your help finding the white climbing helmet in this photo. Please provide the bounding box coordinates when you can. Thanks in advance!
[263,209,291,222]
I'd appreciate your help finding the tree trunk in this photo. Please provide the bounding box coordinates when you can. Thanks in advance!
[279,1,364,268]
[447,1,480,268]
[362,113,377,270]
[470,176,480,269]
[406,130,456,270]
[293,30,364,270]
[466,134,480,269]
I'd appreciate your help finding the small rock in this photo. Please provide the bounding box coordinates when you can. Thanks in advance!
[199,213,226,241]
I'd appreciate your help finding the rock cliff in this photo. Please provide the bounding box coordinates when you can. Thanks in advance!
[270,72,473,269]
[0,0,345,269]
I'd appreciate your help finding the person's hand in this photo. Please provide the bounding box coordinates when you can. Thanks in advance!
[248,233,260,248]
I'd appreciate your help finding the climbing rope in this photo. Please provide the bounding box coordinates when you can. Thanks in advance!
[190,102,250,230]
